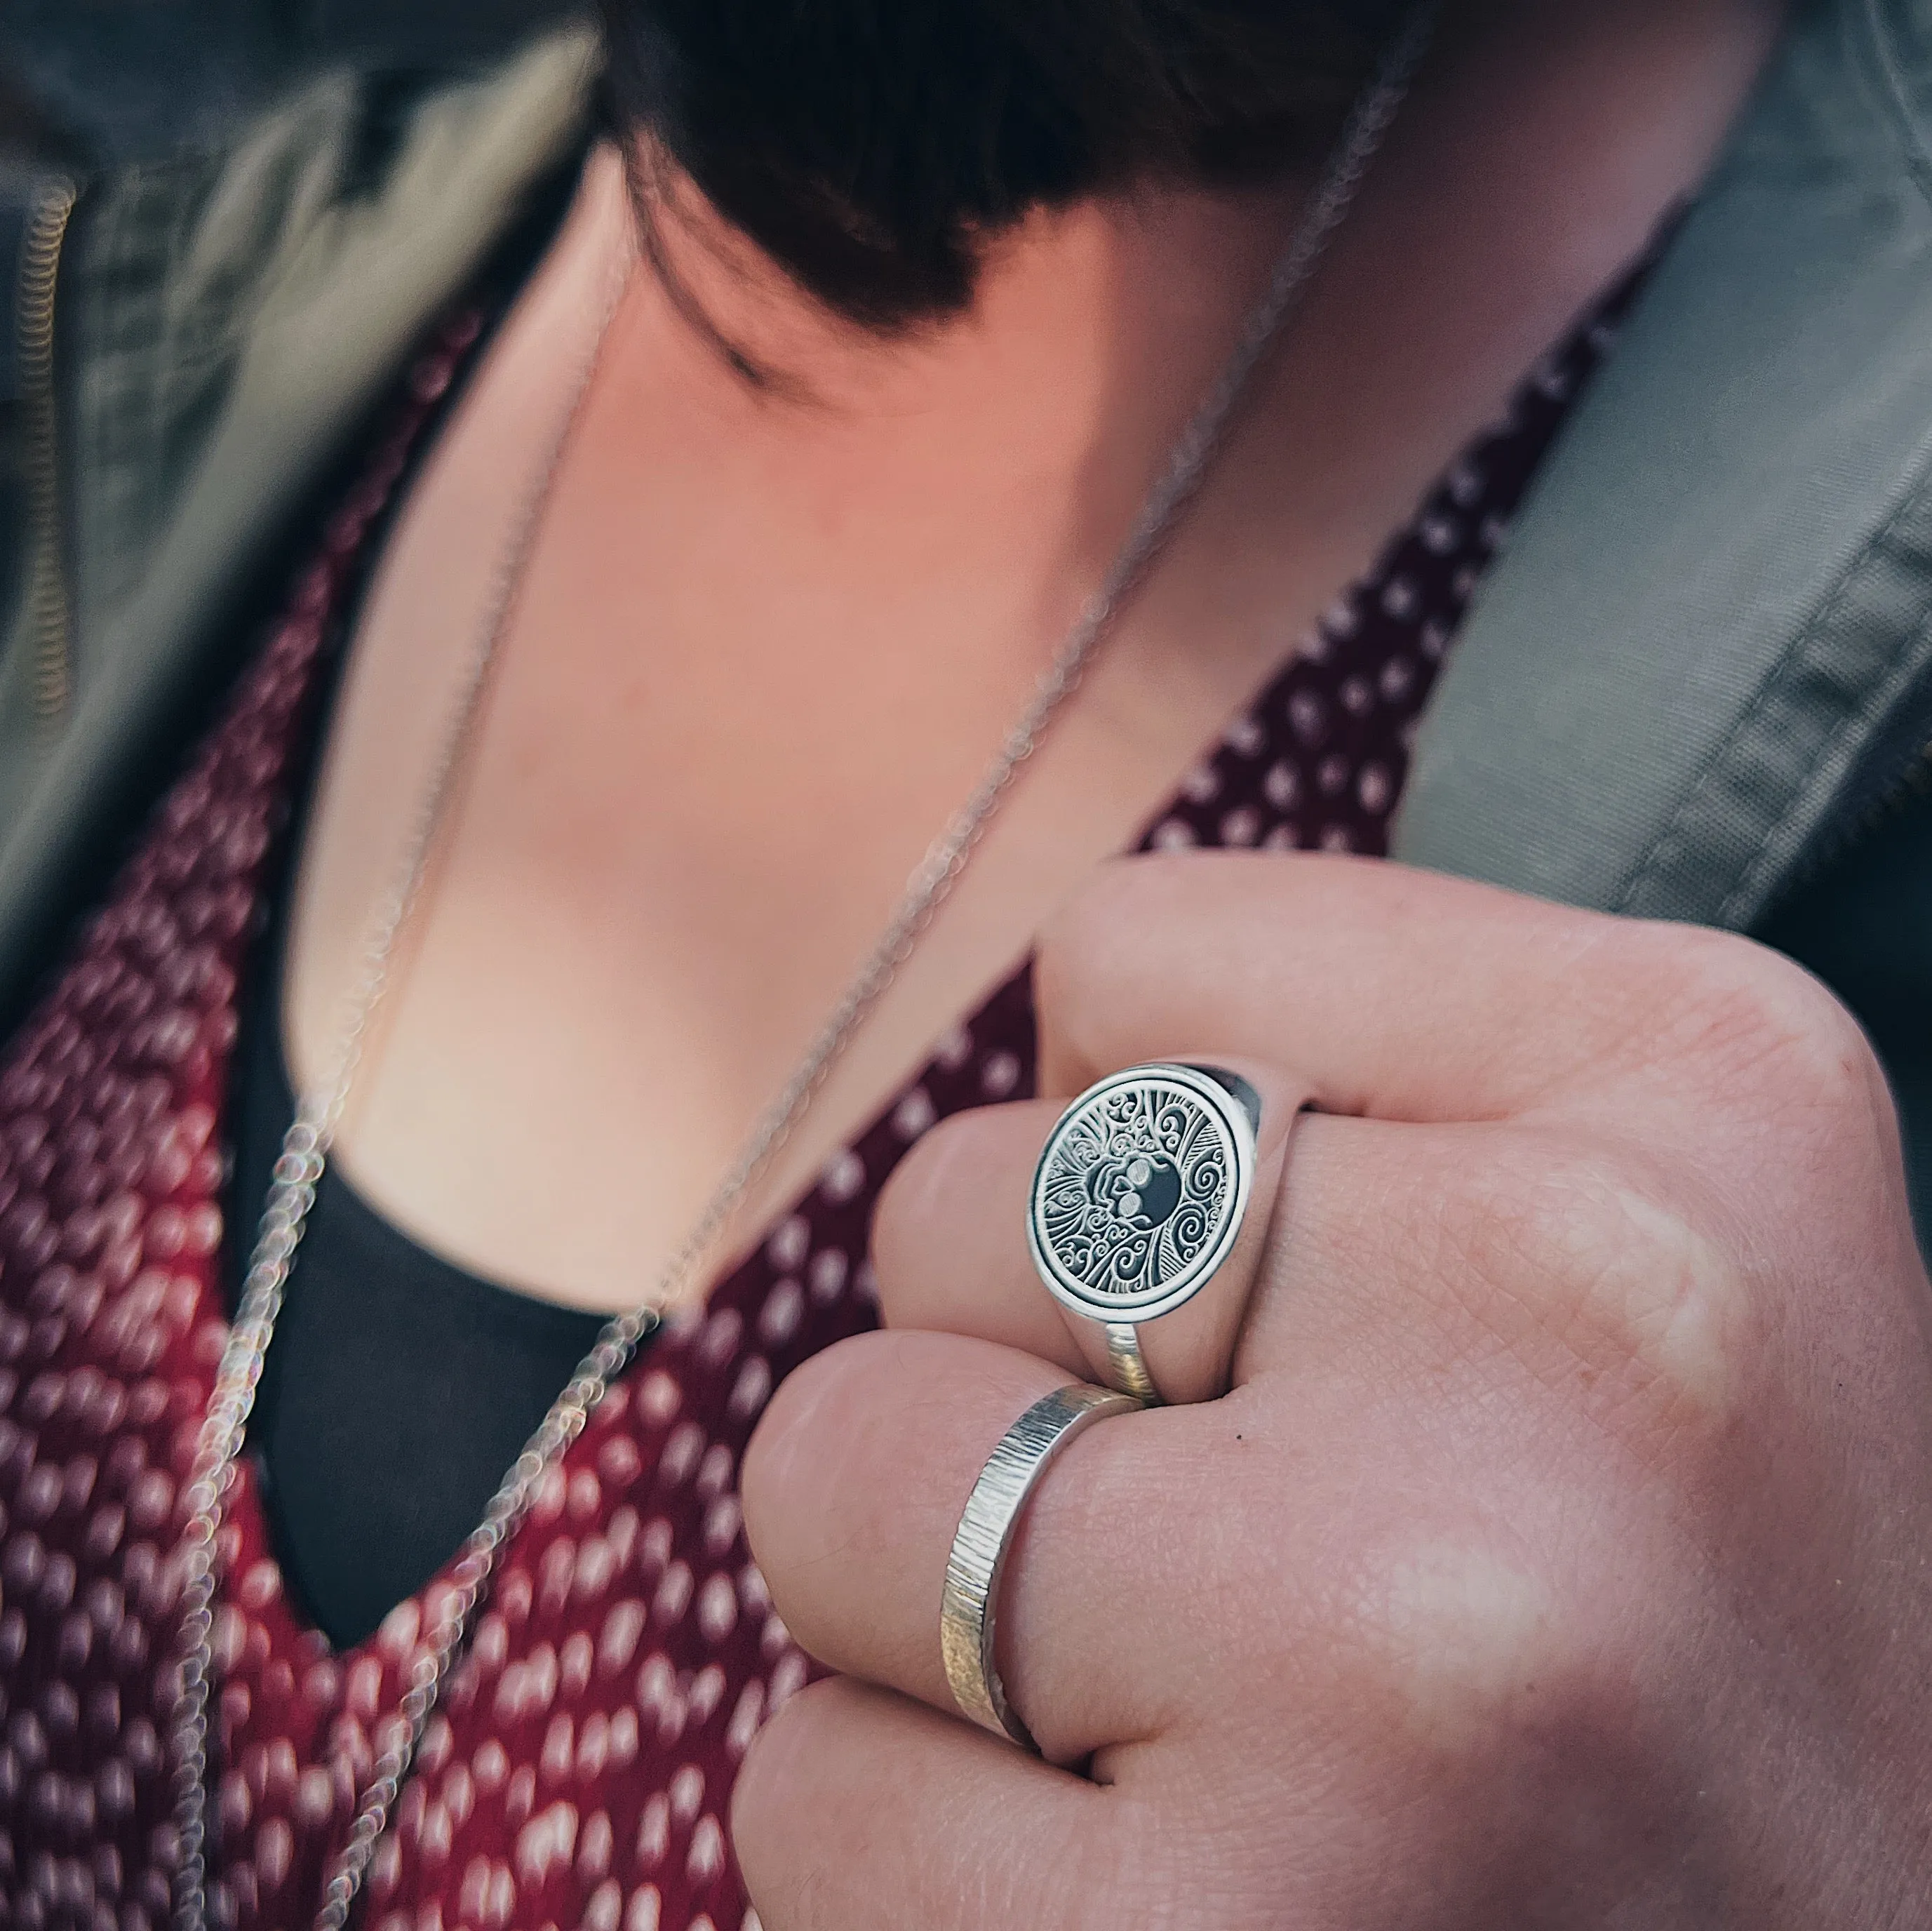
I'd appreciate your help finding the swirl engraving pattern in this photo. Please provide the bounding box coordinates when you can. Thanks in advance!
[1035,1080,1233,1303]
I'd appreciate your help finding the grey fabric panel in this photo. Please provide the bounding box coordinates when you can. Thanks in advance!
[1759,775,1932,1247]
[1393,0,1932,928]
[68,109,368,635]
[0,0,588,166]
[0,27,596,1021]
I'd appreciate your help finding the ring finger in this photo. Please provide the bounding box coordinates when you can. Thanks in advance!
[740,1325,1214,1764]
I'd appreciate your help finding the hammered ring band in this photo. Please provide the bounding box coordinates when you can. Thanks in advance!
[1028,1062,1261,1405]
[940,1382,1143,1751]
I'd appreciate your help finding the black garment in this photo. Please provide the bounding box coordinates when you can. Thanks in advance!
[1760,782,1932,1254]
[229,954,608,1652]
[212,161,628,1655]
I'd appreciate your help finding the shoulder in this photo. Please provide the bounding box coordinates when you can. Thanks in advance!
[0,10,598,1031]
[1702,0,1932,198]
[1839,0,1932,188]
[1401,0,1932,929]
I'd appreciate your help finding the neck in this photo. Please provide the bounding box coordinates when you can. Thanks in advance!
[580,145,1319,593]
[569,0,1780,601]
[287,0,1785,1309]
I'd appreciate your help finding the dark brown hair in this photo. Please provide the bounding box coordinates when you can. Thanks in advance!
[599,1,1402,333]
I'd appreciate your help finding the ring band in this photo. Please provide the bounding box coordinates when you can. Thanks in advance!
[1028,1063,1261,1404]
[1102,1323,1160,1404]
[941,1383,1143,1751]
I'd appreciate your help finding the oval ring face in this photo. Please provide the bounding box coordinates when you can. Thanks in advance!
[1027,1064,1256,1325]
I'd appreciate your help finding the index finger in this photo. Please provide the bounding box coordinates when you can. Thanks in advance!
[1036,850,1830,1132]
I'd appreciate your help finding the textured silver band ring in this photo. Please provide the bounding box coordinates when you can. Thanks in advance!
[1028,1062,1261,1405]
[941,1383,1143,1751]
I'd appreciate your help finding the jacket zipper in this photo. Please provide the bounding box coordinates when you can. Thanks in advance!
[18,174,77,728]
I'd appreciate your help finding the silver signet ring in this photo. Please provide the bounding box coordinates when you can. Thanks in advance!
[1027,1062,1261,1405]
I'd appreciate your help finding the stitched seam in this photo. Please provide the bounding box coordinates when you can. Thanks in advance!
[1716,551,1932,924]
[1610,441,1932,916]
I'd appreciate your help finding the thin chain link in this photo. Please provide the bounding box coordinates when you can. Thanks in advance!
[168,243,638,1930]
[170,11,1437,1925]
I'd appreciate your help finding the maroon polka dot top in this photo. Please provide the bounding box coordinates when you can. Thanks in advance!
[0,269,1639,1931]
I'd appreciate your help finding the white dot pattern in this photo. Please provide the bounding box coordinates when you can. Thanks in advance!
[0,266,1643,1927]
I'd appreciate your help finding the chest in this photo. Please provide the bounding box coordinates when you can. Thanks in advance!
[272,188,1690,1315]
[0,277,1623,1930]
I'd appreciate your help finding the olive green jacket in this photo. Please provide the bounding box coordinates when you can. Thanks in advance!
[4,1,1932,1223]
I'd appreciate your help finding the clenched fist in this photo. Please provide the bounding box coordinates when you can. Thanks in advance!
[732,854,1932,1927]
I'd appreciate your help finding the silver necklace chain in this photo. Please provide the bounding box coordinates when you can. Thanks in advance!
[169,11,1436,1925]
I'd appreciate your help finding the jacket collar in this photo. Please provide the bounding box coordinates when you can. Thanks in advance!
[0,29,596,1030]
[1394,0,1932,928]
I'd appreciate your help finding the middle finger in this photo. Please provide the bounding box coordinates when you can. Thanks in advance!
[873,1060,1313,1405]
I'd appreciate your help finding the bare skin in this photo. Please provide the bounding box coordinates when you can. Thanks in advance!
[736,857,1932,1925]
[286,0,1785,1311]
[270,5,1932,1916]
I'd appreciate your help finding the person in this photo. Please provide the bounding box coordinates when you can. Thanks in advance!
[0,0,1928,1925]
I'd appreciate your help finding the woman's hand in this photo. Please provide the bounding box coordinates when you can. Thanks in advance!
[731,853,1932,1927]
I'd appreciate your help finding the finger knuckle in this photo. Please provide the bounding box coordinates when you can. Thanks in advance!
[1046,848,1190,937]
[1035,854,1167,1008]
[730,1676,840,1873]
[1437,1142,1752,1438]
[1624,924,1886,1133]
[867,1107,974,1312]
[1339,1530,1712,1900]
[1036,849,1254,1021]
[737,1332,879,1578]
[1348,1537,1611,1758]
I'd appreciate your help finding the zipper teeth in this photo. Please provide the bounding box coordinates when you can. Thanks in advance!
[18,175,76,728]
